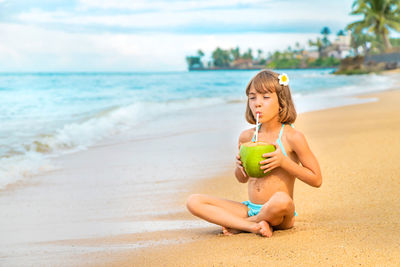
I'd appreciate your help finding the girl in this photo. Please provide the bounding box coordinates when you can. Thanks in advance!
[186,70,322,237]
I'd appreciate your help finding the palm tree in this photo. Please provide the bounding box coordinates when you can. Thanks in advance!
[346,0,400,52]
[242,48,253,60]
[197,50,204,58]
[308,38,323,58]
[350,31,365,56]
[257,49,263,61]
[321,26,331,47]
[212,47,231,67]
[230,47,241,61]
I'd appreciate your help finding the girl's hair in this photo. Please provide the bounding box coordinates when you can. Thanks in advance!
[245,69,297,124]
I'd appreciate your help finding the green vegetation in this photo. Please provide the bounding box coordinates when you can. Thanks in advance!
[266,33,341,70]
[211,48,232,67]
[186,46,266,70]
[335,0,400,74]
[186,50,205,69]
[346,0,400,52]
[186,0,400,72]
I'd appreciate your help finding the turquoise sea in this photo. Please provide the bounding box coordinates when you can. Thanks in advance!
[0,69,397,189]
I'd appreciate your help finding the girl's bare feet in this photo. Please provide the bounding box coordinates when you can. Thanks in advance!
[221,226,243,235]
[258,221,273,237]
[221,221,272,237]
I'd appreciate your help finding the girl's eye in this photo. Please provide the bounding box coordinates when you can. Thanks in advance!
[264,96,270,99]
[249,97,255,100]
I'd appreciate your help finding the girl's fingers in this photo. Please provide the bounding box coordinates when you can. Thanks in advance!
[260,157,275,166]
[262,152,275,158]
[263,166,275,173]
[237,165,246,175]
[261,161,277,170]
[240,167,247,177]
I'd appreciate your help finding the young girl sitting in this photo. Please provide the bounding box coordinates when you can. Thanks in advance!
[186,70,322,237]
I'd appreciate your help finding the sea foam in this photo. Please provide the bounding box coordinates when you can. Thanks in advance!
[0,97,227,189]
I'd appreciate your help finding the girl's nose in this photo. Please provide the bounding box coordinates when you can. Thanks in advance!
[255,97,263,107]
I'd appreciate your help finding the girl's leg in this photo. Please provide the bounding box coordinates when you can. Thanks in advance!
[247,191,295,230]
[186,194,267,235]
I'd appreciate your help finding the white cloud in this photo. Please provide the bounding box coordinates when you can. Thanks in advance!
[0,0,361,71]
[77,0,269,12]
[16,5,353,33]
[0,23,319,72]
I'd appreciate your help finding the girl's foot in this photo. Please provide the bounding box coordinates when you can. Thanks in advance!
[221,226,243,235]
[258,221,273,237]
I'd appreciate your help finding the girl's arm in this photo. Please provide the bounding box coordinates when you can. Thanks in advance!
[260,131,322,188]
[235,163,249,183]
[234,131,250,183]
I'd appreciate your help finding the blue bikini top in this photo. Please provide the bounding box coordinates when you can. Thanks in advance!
[251,123,294,157]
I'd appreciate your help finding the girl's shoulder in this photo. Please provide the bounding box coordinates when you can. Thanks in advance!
[238,127,256,144]
[285,126,308,149]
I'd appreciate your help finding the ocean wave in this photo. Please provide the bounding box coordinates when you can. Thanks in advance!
[0,96,229,189]
[0,152,59,190]
[314,74,394,98]
[297,70,334,78]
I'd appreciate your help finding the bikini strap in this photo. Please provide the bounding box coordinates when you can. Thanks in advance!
[277,124,288,157]
[278,124,285,140]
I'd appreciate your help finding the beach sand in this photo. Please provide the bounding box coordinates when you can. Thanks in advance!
[2,87,400,266]
[83,88,400,266]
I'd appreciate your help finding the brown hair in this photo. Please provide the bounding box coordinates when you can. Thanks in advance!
[245,69,297,124]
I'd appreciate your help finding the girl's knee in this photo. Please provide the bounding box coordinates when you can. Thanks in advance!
[186,194,206,214]
[269,192,294,214]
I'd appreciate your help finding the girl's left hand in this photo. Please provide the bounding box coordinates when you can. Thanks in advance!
[260,142,285,173]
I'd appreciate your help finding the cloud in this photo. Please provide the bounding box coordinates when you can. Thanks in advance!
[0,0,363,71]
[77,0,270,12]
[0,22,319,72]
[15,3,353,35]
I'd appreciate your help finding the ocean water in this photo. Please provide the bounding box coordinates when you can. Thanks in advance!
[0,69,398,189]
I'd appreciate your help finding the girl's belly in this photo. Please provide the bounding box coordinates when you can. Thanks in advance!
[247,171,294,204]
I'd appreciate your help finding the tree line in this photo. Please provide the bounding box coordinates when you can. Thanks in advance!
[186,0,400,70]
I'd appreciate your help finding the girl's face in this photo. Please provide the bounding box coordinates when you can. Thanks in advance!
[248,85,280,124]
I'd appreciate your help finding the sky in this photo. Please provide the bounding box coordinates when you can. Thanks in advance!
[0,0,397,72]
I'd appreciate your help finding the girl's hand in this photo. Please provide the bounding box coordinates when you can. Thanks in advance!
[236,153,248,178]
[260,142,286,173]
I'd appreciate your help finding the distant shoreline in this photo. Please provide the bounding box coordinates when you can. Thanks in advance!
[189,66,338,71]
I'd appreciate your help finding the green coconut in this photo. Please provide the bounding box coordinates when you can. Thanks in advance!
[239,141,276,178]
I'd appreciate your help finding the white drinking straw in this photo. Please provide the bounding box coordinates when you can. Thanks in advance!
[255,113,259,142]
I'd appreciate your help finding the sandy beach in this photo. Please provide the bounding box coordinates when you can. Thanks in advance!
[81,88,400,266]
[1,80,400,266]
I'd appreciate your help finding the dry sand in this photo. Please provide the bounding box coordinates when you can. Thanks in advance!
[85,89,400,266]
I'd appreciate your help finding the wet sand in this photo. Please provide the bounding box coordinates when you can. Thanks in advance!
[89,88,400,266]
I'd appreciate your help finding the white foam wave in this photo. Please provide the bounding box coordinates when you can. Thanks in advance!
[0,97,227,189]
[34,97,227,153]
[317,74,394,98]
[0,152,59,190]
[298,69,333,78]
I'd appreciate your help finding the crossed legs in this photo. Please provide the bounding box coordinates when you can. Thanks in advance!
[186,191,295,237]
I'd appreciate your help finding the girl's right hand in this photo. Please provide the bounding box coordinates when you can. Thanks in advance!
[236,153,248,178]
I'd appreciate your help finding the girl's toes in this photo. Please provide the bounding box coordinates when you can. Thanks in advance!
[222,227,233,236]
[259,221,273,237]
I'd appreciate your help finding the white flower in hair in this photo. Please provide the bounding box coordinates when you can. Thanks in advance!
[278,73,289,86]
